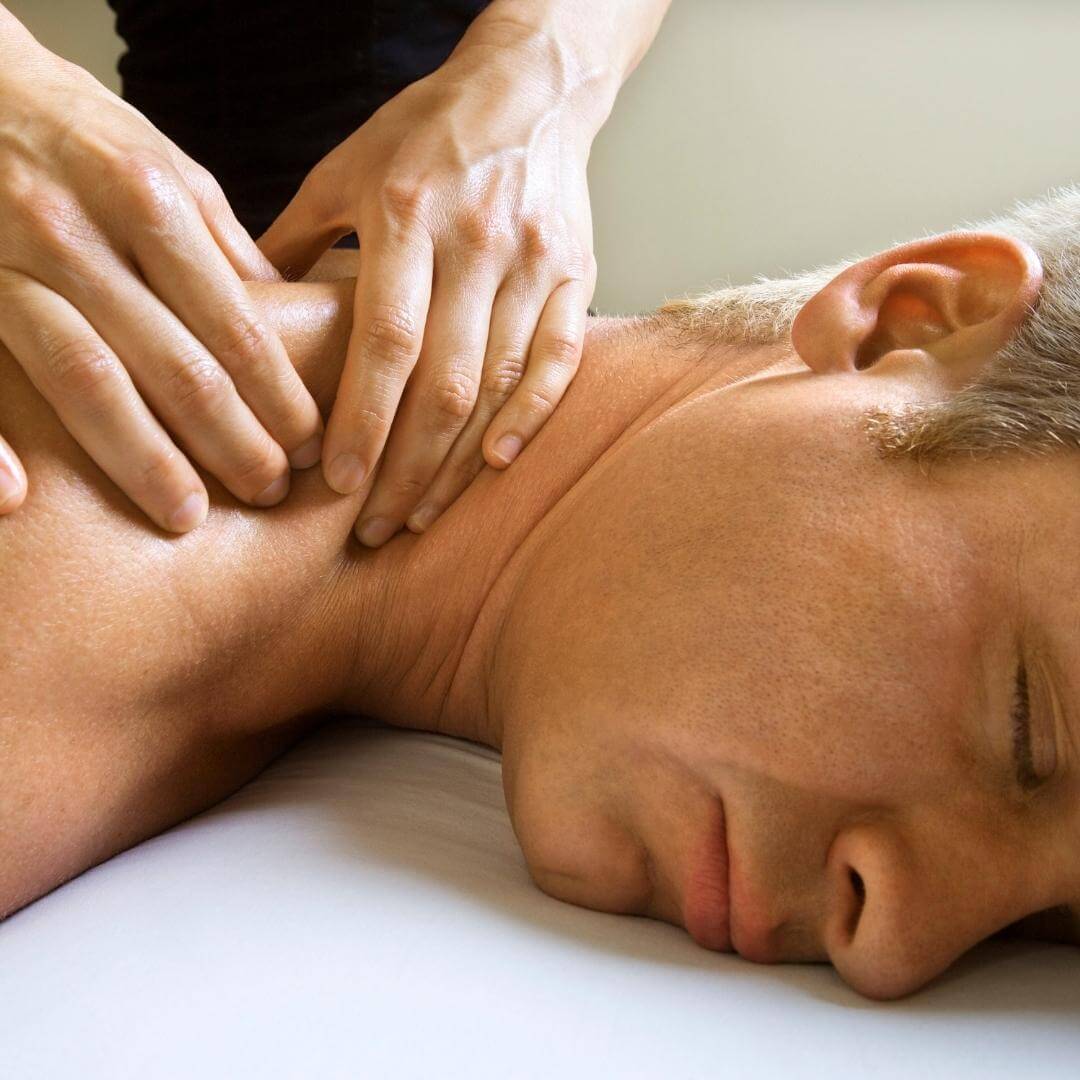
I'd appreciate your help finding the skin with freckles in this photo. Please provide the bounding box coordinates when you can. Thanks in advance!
[1,237,1077,1000]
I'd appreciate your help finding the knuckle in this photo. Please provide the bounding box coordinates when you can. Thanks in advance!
[348,403,392,441]
[17,187,62,231]
[385,472,428,501]
[231,442,283,490]
[186,159,219,195]
[520,218,557,263]
[181,159,224,207]
[214,312,273,370]
[379,179,432,228]
[426,367,479,423]
[361,305,421,370]
[537,328,582,372]
[166,355,234,415]
[480,354,527,400]
[19,189,90,253]
[0,158,37,216]
[44,336,121,399]
[137,446,184,492]
[456,212,505,257]
[121,153,184,231]
[520,383,560,416]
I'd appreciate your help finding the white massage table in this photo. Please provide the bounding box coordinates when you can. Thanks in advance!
[2,717,1078,1078]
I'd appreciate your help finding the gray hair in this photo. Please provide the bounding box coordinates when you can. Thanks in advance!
[657,186,1080,461]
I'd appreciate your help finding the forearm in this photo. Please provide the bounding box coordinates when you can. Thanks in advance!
[453,0,672,136]
[0,3,32,45]
[479,0,671,83]
[0,3,62,76]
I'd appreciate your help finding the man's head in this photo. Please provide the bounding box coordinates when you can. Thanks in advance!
[489,188,1080,999]
[662,185,1080,461]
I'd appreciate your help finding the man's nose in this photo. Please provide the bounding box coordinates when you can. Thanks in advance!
[821,823,1006,1000]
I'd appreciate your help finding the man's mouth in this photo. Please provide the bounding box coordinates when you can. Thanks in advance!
[682,797,732,952]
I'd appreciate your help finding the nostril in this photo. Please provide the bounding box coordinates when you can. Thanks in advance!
[847,867,867,939]
[850,868,866,901]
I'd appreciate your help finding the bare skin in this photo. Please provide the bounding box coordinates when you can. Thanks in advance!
[0,251,686,920]
[0,0,672,540]
[2,237,1078,1001]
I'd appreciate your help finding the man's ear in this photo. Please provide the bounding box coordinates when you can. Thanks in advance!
[790,232,1043,388]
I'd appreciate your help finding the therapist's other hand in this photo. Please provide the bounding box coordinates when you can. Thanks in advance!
[0,15,323,530]
[257,23,600,546]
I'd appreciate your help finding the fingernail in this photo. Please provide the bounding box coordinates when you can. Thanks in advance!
[167,491,208,532]
[492,433,522,466]
[407,503,439,533]
[252,472,289,507]
[327,452,366,494]
[357,516,396,548]
[0,462,22,511]
[289,434,323,470]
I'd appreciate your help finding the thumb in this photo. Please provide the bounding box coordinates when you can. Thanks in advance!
[257,167,351,282]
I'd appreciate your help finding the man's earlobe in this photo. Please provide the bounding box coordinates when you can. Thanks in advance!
[791,232,1043,387]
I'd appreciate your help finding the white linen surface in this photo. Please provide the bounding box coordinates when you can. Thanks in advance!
[2,717,1077,1079]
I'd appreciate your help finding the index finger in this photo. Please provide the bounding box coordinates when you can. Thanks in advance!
[322,219,434,494]
[119,161,324,468]
[174,154,284,284]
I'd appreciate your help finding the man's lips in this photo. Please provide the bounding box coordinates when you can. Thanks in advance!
[682,797,732,952]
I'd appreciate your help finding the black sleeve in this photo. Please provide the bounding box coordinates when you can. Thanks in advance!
[105,0,493,240]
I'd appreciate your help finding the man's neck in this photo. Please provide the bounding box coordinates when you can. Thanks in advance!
[256,272,728,749]
[338,317,725,748]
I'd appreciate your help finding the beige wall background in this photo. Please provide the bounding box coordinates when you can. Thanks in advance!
[8,0,1080,314]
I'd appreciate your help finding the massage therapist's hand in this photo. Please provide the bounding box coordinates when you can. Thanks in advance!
[0,8,323,530]
[257,18,605,547]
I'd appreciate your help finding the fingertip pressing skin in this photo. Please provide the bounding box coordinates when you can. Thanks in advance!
[164,488,209,533]
[326,452,367,495]
[251,471,291,508]
[405,503,440,533]
[405,426,526,533]
[487,432,523,467]
[288,433,324,470]
[355,516,397,548]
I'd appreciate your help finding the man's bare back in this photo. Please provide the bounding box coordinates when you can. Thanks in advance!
[0,274,360,912]
[0,256,672,920]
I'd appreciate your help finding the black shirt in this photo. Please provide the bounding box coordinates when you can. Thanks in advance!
[105,0,492,241]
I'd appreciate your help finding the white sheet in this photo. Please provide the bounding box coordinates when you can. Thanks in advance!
[2,718,1077,1079]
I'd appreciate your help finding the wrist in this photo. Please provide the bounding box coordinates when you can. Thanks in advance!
[449,8,621,139]
[0,17,71,90]
[0,6,47,60]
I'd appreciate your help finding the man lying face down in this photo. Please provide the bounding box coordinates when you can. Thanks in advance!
[2,188,1079,1000]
